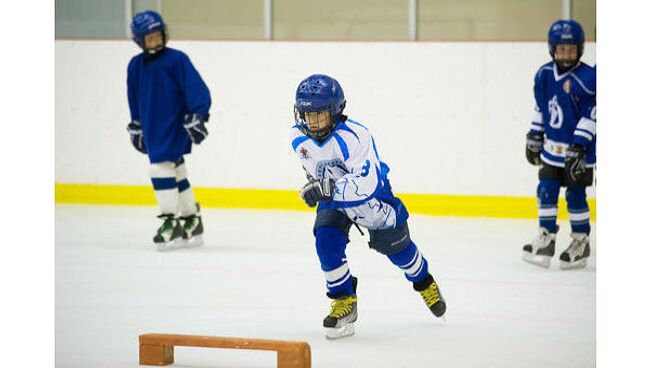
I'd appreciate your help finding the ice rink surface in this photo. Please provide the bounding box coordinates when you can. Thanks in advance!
[55,204,596,368]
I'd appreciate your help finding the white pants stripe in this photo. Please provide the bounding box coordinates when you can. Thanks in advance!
[150,162,178,215]
[175,162,197,216]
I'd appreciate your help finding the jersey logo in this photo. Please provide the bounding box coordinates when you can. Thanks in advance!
[315,158,349,180]
[548,95,564,129]
[299,147,309,159]
[563,79,572,93]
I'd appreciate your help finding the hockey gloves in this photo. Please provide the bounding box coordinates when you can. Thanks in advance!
[525,132,543,165]
[300,179,336,207]
[184,114,208,144]
[565,144,588,186]
[127,120,147,154]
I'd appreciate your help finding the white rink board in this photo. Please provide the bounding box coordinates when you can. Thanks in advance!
[56,41,596,197]
[55,205,596,368]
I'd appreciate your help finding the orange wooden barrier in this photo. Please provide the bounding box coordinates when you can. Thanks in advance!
[139,333,311,368]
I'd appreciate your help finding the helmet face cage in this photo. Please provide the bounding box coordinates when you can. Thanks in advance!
[547,20,585,63]
[131,11,168,53]
[294,74,346,141]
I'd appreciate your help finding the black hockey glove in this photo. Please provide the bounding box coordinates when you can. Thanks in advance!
[525,132,543,165]
[127,120,147,154]
[565,144,588,186]
[300,179,336,207]
[183,114,208,145]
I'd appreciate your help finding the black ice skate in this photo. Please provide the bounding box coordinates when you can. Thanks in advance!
[323,277,358,339]
[522,227,556,268]
[414,274,446,318]
[153,214,185,251]
[559,232,590,270]
[180,203,204,247]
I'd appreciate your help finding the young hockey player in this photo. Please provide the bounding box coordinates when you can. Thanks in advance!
[522,20,596,269]
[290,74,446,339]
[126,11,211,250]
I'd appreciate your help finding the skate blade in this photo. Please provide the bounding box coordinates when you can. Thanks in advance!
[325,323,355,340]
[182,235,204,248]
[522,252,551,268]
[559,258,587,270]
[155,238,185,252]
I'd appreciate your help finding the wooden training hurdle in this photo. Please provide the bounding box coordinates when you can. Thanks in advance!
[139,333,311,368]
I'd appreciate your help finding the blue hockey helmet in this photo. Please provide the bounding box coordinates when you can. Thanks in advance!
[547,19,585,59]
[130,10,168,53]
[294,74,346,140]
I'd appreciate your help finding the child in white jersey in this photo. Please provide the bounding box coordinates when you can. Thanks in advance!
[290,74,446,339]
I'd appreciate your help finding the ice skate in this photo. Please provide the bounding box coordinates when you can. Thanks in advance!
[179,203,204,247]
[522,227,556,268]
[414,274,446,318]
[153,214,185,251]
[324,277,358,339]
[323,294,357,339]
[559,232,590,270]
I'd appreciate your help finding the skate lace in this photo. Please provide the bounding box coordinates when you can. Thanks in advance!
[182,215,198,231]
[329,296,357,318]
[566,237,587,258]
[532,231,551,249]
[157,217,175,235]
[419,282,441,307]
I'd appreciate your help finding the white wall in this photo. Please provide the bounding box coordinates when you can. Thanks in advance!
[55,40,596,197]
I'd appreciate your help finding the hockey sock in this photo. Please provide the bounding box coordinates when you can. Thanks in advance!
[315,226,354,298]
[387,241,429,283]
[149,161,179,214]
[566,186,591,234]
[175,159,198,217]
[537,178,561,233]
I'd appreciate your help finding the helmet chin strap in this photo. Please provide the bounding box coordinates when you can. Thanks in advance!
[143,44,166,61]
[555,59,578,74]
[309,126,334,141]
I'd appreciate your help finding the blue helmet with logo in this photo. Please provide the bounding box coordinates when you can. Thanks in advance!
[130,10,168,52]
[295,74,346,115]
[547,19,584,59]
[294,74,346,140]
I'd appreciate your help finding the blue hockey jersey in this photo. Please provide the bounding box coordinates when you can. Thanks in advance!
[529,62,596,168]
[127,48,211,163]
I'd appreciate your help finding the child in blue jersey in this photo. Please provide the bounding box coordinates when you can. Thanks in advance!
[291,74,446,339]
[126,11,211,251]
[522,20,596,269]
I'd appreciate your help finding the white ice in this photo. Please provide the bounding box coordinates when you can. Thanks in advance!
[56,204,595,368]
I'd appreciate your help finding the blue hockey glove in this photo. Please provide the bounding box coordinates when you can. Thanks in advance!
[525,132,543,165]
[183,114,208,144]
[127,120,147,154]
[565,144,587,186]
[300,179,336,207]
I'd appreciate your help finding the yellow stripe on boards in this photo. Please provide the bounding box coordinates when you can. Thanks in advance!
[54,183,596,220]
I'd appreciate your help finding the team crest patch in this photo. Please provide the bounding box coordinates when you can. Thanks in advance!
[299,147,309,159]
[563,79,572,93]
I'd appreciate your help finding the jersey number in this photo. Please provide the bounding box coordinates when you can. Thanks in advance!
[360,160,370,177]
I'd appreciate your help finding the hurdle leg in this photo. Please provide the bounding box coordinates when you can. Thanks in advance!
[277,343,311,368]
[139,342,174,366]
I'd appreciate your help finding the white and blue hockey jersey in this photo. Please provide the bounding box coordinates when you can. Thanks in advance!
[529,62,596,167]
[290,119,409,230]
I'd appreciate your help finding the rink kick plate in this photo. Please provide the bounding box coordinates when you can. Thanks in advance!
[139,333,311,368]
